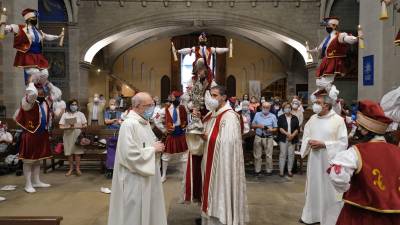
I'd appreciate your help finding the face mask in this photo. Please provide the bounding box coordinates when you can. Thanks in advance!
[261,100,266,104]
[110,105,116,111]
[173,99,180,107]
[242,107,249,112]
[284,108,291,114]
[326,27,333,33]
[30,19,38,26]
[70,105,78,112]
[312,103,323,114]
[274,105,280,110]
[262,109,269,115]
[143,106,155,120]
[292,103,299,109]
[37,96,45,103]
[199,41,207,46]
[206,97,219,111]
[244,96,248,100]
[94,97,99,103]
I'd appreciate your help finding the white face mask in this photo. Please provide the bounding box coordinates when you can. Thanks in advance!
[110,105,116,111]
[206,97,219,111]
[262,109,270,115]
[312,103,323,114]
[284,108,291,114]
[292,103,299,109]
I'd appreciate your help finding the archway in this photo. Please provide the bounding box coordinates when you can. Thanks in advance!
[161,75,171,103]
[226,75,236,98]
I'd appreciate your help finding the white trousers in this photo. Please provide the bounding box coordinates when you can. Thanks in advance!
[278,141,295,174]
[253,136,274,173]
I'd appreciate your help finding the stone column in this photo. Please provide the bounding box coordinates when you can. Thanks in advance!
[306,63,317,104]
[358,2,400,101]
[78,62,92,110]
[0,0,37,117]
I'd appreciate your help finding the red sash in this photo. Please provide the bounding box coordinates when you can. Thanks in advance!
[201,109,231,213]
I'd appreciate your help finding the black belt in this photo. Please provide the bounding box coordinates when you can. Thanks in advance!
[256,134,272,138]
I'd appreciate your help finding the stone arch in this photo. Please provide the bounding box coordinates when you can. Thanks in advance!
[80,10,316,67]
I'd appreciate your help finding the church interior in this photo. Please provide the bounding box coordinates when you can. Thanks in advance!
[0,0,399,225]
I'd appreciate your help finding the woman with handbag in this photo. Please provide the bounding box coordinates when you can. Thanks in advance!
[59,99,87,176]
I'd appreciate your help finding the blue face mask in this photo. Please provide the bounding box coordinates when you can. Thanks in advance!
[143,106,155,120]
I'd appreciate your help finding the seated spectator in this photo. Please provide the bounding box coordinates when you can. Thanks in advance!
[59,99,87,176]
[277,102,300,177]
[104,99,122,130]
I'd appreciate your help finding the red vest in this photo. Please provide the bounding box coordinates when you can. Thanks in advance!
[343,141,400,213]
[13,25,42,53]
[15,102,49,133]
[165,105,187,131]
[326,35,348,58]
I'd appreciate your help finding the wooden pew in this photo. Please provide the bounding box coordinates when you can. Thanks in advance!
[45,126,117,173]
[0,216,62,225]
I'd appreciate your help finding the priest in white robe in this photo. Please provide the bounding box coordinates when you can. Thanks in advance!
[201,85,248,225]
[107,92,167,225]
[300,93,348,225]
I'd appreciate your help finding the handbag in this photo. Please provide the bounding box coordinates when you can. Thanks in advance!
[75,130,91,146]
[54,143,64,155]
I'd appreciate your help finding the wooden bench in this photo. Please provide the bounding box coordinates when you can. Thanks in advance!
[0,216,62,225]
[45,126,118,173]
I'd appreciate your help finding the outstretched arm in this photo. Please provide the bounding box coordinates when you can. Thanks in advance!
[211,47,229,54]
[42,31,62,41]
[177,47,194,55]
[338,32,358,45]
[4,24,19,34]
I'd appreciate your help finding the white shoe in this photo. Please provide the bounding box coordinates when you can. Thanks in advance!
[32,182,51,188]
[100,187,111,194]
[0,196,5,201]
[25,187,36,193]
[161,176,167,183]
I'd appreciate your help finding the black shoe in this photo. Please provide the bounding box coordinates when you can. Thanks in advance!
[195,218,202,225]
[265,172,273,176]
[298,218,319,225]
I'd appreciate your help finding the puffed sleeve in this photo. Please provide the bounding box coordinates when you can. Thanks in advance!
[328,147,359,193]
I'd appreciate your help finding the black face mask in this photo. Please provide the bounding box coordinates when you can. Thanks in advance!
[37,97,45,103]
[172,100,180,107]
[326,27,333,34]
[29,19,38,26]
[199,41,207,46]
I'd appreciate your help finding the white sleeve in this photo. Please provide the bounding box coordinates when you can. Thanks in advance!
[381,86,400,123]
[177,47,193,55]
[59,113,67,125]
[117,122,156,176]
[42,32,60,41]
[4,24,19,34]
[154,108,167,133]
[300,119,312,158]
[338,32,358,45]
[324,118,349,161]
[21,97,34,111]
[80,112,87,125]
[329,147,359,193]
[242,115,250,134]
[211,47,229,54]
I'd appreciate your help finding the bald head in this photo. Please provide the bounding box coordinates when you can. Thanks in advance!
[132,92,152,108]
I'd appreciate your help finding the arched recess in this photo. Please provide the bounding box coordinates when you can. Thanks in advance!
[161,75,171,103]
[262,77,287,100]
[226,75,236,98]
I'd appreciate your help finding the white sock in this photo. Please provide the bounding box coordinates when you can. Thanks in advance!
[32,162,50,188]
[161,160,168,181]
[23,163,36,193]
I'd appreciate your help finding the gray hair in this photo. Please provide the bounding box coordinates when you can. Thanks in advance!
[131,92,152,108]
[320,95,333,110]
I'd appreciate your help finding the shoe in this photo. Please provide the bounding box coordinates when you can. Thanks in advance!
[195,218,202,225]
[279,174,284,177]
[65,170,73,177]
[76,170,82,176]
[265,172,273,176]
[288,173,293,177]
[24,187,36,193]
[161,176,167,183]
[32,182,51,188]
[298,218,319,225]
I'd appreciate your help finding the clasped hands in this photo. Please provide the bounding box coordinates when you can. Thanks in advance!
[308,140,325,150]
